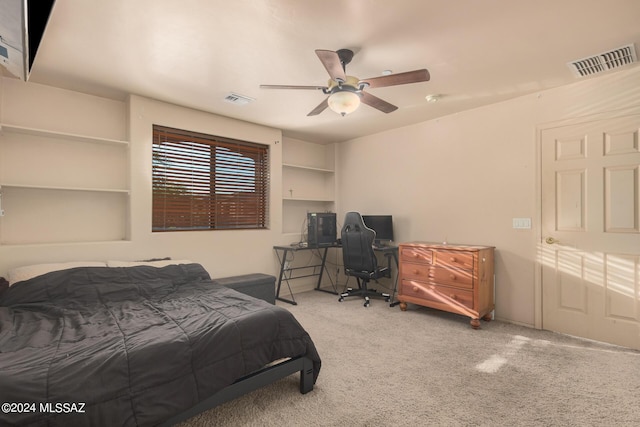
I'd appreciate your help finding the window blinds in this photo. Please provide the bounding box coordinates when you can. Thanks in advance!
[152,125,269,231]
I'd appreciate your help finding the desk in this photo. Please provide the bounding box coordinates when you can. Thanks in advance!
[273,244,338,305]
[273,244,398,305]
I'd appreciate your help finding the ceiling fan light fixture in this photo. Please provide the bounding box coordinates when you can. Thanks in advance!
[328,90,361,116]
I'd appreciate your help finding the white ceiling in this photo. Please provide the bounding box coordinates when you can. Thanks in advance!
[19,0,640,143]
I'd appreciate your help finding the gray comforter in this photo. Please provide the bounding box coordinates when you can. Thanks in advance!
[0,263,321,426]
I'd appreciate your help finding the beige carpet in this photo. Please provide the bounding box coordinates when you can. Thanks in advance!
[178,290,640,427]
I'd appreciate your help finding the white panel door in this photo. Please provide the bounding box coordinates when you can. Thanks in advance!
[541,113,640,350]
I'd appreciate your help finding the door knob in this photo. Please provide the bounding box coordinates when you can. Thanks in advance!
[545,237,560,244]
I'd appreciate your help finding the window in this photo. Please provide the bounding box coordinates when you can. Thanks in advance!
[152,125,269,231]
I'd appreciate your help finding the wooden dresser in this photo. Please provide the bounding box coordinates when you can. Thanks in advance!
[398,242,495,328]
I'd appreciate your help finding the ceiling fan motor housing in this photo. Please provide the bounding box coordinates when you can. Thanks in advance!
[327,76,362,94]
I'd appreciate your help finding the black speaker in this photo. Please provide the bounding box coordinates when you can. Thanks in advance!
[307,212,337,247]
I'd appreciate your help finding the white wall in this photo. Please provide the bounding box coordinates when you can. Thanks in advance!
[337,66,640,327]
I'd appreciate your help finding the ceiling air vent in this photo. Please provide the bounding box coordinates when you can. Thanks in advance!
[568,43,637,77]
[223,93,255,106]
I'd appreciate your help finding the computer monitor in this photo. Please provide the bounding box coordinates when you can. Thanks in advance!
[361,215,394,244]
[307,212,337,247]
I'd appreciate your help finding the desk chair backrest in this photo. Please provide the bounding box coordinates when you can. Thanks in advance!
[341,212,378,275]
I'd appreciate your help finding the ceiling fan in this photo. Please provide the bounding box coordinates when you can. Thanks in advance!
[260,48,430,117]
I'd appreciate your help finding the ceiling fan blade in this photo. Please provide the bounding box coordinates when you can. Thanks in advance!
[360,69,430,89]
[360,91,398,113]
[307,97,329,116]
[315,50,347,83]
[260,84,327,90]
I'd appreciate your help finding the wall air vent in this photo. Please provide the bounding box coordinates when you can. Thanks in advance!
[223,93,255,106]
[568,43,637,77]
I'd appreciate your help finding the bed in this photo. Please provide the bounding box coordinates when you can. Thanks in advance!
[0,261,321,426]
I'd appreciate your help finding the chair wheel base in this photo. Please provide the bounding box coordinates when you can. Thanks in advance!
[337,284,389,307]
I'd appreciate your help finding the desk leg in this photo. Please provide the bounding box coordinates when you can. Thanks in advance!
[275,248,297,305]
[315,247,338,295]
[389,251,401,307]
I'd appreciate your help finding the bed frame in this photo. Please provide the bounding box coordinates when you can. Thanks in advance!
[159,355,315,426]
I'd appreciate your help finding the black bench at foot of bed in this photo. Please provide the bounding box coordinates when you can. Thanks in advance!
[213,273,276,305]
[160,355,315,426]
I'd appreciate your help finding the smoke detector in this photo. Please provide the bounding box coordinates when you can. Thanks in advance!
[568,43,637,78]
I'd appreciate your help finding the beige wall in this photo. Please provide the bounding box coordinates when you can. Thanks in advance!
[2,65,639,328]
[0,82,284,279]
[336,66,640,327]
[127,95,284,277]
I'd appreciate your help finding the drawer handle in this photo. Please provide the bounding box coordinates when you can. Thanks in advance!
[449,274,457,280]
[412,286,419,293]
[414,253,420,258]
[449,294,457,300]
[450,257,457,263]
[413,269,420,275]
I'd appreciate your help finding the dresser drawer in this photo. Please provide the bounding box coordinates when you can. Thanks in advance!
[400,246,433,264]
[401,264,473,289]
[431,266,473,289]
[401,262,431,281]
[434,250,474,270]
[400,280,474,310]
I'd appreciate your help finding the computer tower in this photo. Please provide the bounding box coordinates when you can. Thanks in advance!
[307,212,337,247]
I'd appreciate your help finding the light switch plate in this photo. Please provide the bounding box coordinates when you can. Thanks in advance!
[512,218,532,229]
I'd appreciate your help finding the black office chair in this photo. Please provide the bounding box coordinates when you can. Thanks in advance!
[339,212,390,307]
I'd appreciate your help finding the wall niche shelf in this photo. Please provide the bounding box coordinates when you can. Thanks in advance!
[282,163,335,205]
[0,122,130,246]
[283,197,334,202]
[282,163,334,173]
[0,183,130,194]
[281,140,336,236]
[0,123,129,146]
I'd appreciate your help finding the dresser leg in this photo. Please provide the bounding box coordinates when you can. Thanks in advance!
[482,313,493,321]
[470,318,481,329]
[399,301,408,311]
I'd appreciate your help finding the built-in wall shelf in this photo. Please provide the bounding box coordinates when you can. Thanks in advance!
[0,117,130,246]
[0,239,132,248]
[0,186,129,246]
[282,163,334,173]
[0,239,131,248]
[0,183,130,194]
[281,139,336,235]
[282,161,335,202]
[283,197,335,202]
[0,123,129,146]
